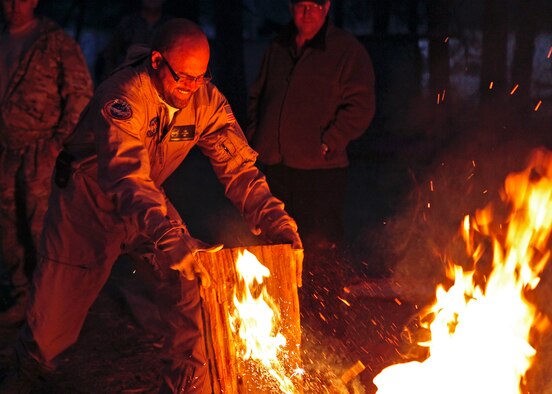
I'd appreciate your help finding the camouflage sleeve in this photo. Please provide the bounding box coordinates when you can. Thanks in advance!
[53,32,93,148]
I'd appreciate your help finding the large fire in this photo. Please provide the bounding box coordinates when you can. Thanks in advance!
[229,249,300,393]
[374,148,552,393]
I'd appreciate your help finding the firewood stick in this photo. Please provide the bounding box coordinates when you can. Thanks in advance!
[341,360,366,385]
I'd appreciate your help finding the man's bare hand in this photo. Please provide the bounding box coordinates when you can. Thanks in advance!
[154,224,223,287]
[170,243,223,287]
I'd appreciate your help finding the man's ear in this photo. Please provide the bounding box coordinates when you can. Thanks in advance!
[324,1,331,14]
[151,51,162,71]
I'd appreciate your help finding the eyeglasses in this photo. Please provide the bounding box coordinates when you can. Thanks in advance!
[160,53,212,85]
[293,3,325,14]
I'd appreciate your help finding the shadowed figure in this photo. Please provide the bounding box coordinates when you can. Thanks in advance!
[94,0,172,84]
[0,0,93,327]
[247,0,375,334]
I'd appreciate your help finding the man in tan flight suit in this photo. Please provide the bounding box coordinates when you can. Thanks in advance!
[1,18,303,393]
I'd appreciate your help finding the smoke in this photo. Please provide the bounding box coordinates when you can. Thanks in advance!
[301,323,367,393]
[369,121,551,305]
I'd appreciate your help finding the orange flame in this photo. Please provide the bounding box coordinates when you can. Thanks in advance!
[229,250,300,393]
[374,148,552,393]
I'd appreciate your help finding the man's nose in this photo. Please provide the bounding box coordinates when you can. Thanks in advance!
[181,77,203,89]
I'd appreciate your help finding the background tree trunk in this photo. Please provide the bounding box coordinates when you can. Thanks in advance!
[214,0,247,125]
[510,0,539,120]
[427,0,450,97]
[166,0,199,22]
[333,0,345,28]
[408,0,420,36]
[479,0,509,104]
[373,0,391,36]
[73,0,86,42]
[427,0,450,135]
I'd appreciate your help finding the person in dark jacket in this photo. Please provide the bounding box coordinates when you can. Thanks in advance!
[247,0,375,332]
[247,0,375,250]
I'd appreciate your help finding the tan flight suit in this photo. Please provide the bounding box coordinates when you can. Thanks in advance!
[16,49,298,393]
[0,17,92,303]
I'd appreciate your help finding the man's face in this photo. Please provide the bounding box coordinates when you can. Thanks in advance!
[1,0,38,29]
[150,38,210,109]
[292,1,330,39]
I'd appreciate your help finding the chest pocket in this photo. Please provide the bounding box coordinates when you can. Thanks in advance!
[215,130,258,173]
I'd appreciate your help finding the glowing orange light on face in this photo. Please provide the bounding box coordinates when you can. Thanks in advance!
[374,148,552,393]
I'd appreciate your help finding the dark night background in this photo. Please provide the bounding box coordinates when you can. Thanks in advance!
[3,0,552,392]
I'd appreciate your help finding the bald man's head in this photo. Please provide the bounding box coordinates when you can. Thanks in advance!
[151,18,209,55]
[149,18,211,109]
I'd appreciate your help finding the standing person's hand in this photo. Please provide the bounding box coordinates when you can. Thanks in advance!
[321,142,329,157]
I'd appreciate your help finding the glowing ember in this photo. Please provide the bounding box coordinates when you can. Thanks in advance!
[229,249,300,393]
[374,148,552,394]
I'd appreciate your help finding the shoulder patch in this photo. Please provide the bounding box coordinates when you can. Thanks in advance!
[146,117,160,137]
[104,99,133,120]
[224,104,236,124]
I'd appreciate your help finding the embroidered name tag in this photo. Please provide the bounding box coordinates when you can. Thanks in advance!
[170,125,196,141]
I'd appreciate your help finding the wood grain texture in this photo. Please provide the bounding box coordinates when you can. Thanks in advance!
[197,244,302,393]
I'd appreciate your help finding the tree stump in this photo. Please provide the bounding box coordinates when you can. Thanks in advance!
[197,244,302,393]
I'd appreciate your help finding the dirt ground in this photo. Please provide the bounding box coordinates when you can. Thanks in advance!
[0,269,416,394]
[0,279,164,394]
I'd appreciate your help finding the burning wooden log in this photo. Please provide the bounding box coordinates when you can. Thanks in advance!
[197,244,302,393]
[340,360,366,385]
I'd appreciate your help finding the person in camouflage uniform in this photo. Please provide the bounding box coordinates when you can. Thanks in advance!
[0,0,93,325]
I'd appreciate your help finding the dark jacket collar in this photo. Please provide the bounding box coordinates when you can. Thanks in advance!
[276,17,329,51]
